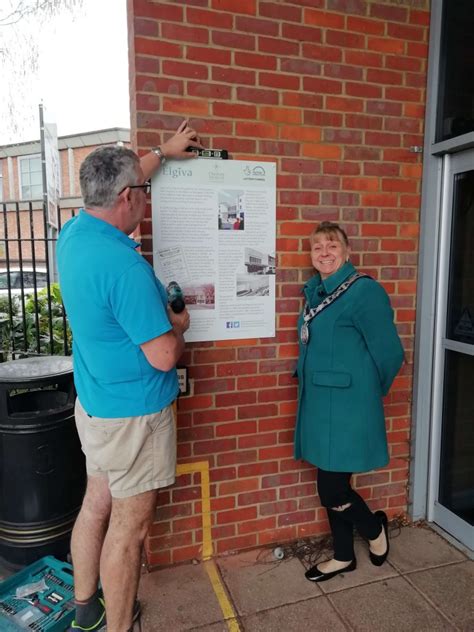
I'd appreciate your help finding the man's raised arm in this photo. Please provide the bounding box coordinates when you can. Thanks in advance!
[140,120,203,180]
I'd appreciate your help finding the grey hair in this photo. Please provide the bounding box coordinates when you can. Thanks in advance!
[79,146,140,210]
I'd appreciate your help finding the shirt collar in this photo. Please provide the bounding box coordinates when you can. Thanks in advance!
[77,209,140,249]
[303,261,356,299]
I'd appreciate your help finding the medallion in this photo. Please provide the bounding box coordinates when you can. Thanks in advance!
[300,321,309,345]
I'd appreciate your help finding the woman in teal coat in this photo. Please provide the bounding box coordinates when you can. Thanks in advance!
[295,222,404,583]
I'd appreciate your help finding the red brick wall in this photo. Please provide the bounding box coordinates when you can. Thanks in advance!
[127,0,430,567]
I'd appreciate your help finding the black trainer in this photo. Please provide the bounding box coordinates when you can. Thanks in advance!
[69,598,141,632]
[69,597,106,632]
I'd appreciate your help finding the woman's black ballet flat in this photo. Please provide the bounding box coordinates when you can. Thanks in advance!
[369,510,389,566]
[305,558,357,582]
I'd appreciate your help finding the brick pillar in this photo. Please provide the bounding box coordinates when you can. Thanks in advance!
[127,0,430,566]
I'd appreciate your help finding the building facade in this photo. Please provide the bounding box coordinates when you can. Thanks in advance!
[0,128,130,267]
[4,0,467,567]
[127,0,456,568]
[0,128,130,205]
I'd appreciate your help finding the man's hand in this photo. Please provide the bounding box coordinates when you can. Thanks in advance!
[162,120,204,160]
[168,306,190,334]
[140,120,204,180]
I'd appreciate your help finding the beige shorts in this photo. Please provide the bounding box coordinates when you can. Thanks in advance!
[75,399,176,498]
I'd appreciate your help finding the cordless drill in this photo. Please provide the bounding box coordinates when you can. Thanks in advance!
[166,281,185,314]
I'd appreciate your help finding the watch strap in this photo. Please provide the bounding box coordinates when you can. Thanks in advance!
[151,146,166,162]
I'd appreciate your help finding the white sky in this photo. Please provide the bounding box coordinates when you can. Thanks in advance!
[0,0,130,145]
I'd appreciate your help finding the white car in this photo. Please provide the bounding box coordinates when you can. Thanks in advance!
[0,268,48,298]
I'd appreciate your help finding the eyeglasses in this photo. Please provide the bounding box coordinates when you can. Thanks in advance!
[120,180,151,195]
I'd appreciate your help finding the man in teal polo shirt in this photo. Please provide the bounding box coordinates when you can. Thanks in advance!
[57,121,202,632]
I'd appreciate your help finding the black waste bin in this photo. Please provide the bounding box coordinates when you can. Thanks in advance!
[0,356,86,568]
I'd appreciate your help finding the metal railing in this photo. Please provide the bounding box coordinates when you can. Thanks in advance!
[0,200,76,360]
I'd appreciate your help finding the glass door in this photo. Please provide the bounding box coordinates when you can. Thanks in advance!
[429,149,474,550]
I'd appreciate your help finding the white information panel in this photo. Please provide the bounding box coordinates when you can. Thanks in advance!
[152,158,276,343]
[44,121,61,229]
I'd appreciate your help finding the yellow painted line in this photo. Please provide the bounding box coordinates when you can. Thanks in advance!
[176,460,213,561]
[205,559,241,632]
[199,463,213,560]
[173,400,213,559]
[173,405,240,630]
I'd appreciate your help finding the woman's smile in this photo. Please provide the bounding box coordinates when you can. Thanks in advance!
[311,234,349,279]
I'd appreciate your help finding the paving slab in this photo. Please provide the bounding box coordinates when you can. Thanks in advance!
[407,561,474,631]
[329,576,456,631]
[190,623,229,632]
[138,562,225,631]
[316,539,399,594]
[217,548,322,616]
[242,596,348,632]
[387,524,466,573]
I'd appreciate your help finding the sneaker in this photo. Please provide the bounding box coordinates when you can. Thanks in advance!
[68,598,140,632]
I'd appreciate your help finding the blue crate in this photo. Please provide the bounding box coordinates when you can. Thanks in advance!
[0,556,75,631]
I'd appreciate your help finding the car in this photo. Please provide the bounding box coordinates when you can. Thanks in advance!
[0,267,48,298]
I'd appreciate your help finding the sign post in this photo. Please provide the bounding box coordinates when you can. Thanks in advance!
[39,103,60,282]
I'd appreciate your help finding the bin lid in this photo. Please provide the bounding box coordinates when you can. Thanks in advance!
[0,356,73,382]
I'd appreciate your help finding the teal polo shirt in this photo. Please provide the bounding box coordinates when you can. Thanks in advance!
[57,210,178,417]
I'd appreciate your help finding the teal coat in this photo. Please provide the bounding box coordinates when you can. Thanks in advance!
[294,262,404,473]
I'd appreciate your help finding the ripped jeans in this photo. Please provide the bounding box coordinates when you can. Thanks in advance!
[317,468,382,562]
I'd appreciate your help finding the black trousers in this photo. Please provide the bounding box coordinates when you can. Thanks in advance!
[317,468,382,561]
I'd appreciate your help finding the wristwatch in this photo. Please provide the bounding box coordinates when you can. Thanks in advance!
[151,146,166,163]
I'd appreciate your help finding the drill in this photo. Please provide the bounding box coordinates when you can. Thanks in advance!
[166,281,185,314]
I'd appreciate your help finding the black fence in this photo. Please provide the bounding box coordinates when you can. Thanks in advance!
[0,200,76,360]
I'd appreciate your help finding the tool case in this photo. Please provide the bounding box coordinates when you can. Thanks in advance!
[0,556,75,631]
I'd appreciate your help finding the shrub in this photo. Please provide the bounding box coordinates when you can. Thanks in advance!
[0,284,72,358]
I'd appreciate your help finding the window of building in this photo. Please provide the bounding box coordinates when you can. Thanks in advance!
[19,155,43,200]
[436,0,474,142]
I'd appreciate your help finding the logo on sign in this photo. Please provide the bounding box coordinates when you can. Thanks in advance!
[226,321,241,329]
[243,165,266,181]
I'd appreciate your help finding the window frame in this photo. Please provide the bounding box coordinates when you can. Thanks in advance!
[435,0,474,144]
[17,153,43,201]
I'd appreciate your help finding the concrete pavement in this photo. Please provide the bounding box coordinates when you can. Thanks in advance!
[0,523,471,631]
[138,523,473,631]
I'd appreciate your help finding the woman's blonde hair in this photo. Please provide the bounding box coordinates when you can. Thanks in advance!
[309,221,349,247]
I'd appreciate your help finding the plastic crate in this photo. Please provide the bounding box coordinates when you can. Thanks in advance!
[0,556,75,631]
